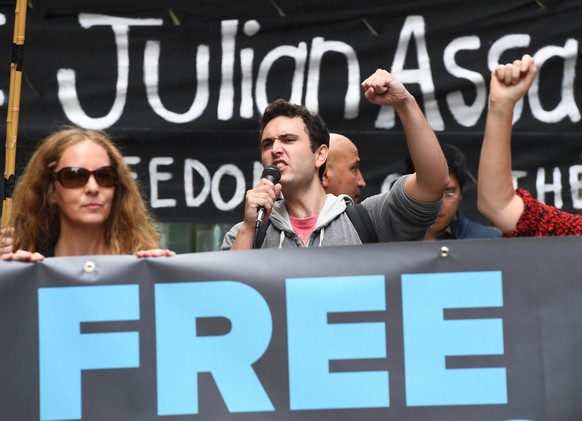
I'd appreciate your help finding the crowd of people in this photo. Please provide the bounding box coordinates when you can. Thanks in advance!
[221,68,449,250]
[1,53,578,261]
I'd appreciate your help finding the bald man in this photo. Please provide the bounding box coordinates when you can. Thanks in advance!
[322,133,367,203]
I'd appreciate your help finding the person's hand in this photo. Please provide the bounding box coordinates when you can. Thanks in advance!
[135,248,176,258]
[490,54,537,106]
[1,249,45,262]
[242,178,282,227]
[361,69,412,107]
[1,227,14,255]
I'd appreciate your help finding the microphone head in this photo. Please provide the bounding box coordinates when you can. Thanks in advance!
[262,165,281,184]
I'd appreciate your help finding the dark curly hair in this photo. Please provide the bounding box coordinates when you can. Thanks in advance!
[259,98,330,178]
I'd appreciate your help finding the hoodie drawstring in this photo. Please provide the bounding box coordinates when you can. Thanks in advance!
[278,230,285,248]
[318,227,325,247]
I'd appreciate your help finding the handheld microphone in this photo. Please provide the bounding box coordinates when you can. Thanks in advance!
[256,165,281,227]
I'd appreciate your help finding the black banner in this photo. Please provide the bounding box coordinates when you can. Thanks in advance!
[2,236,582,420]
[0,0,581,223]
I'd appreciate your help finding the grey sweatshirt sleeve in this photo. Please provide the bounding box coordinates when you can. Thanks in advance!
[220,221,243,250]
[361,175,442,242]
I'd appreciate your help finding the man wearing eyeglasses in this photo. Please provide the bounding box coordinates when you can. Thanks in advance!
[404,143,500,240]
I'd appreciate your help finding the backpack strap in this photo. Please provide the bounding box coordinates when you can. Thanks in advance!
[253,218,271,249]
[345,203,378,244]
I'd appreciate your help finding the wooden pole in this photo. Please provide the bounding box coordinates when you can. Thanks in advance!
[2,0,27,229]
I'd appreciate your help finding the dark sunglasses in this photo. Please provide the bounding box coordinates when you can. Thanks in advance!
[51,166,118,188]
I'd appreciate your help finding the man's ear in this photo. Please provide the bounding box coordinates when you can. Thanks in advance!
[315,144,328,168]
[322,167,330,188]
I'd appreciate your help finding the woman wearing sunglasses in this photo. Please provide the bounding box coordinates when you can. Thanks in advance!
[2,127,174,262]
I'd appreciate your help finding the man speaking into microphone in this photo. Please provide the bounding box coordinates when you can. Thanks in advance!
[221,68,449,250]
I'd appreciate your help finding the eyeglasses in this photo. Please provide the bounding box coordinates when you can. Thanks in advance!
[51,166,118,188]
[443,187,459,199]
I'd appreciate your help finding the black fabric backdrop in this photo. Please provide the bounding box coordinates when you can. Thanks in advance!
[0,0,581,223]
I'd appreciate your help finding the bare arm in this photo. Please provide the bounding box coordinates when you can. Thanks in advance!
[361,69,448,202]
[477,54,537,233]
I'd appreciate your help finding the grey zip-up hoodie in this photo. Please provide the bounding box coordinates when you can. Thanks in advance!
[221,175,442,249]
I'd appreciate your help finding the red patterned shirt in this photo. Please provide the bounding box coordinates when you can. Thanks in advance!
[503,188,582,237]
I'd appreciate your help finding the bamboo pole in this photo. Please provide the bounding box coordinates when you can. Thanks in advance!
[2,0,28,229]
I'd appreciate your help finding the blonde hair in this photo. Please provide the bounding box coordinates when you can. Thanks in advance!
[10,126,161,254]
